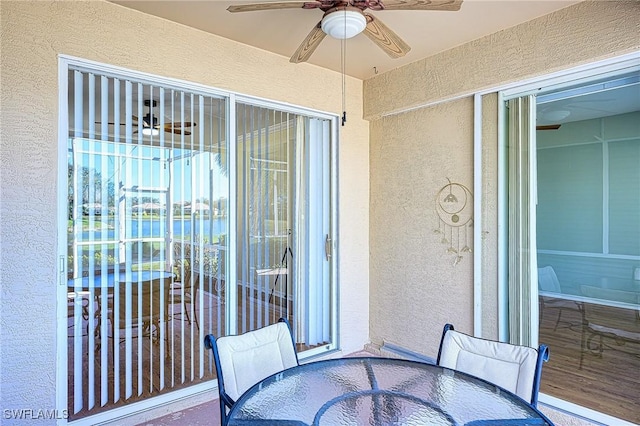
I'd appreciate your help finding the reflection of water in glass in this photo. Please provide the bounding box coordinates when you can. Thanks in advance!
[79,217,227,240]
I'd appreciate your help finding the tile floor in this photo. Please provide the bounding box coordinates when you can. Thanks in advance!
[136,350,374,426]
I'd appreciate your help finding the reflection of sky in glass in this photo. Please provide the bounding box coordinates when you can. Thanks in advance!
[71,138,228,202]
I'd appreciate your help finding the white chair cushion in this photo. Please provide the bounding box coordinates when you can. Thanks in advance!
[439,330,538,401]
[216,322,298,401]
[538,266,561,292]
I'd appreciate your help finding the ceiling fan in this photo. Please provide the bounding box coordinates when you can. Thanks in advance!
[227,0,464,63]
[134,100,196,136]
[536,124,561,131]
[97,100,197,136]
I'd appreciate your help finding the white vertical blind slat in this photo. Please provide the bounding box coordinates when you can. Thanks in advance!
[72,69,84,415]
[124,79,134,400]
[159,87,167,391]
[87,73,97,410]
[99,74,110,407]
[135,83,144,397]
[197,93,206,379]
[190,91,197,382]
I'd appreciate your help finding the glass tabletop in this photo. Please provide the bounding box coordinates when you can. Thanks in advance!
[227,357,553,426]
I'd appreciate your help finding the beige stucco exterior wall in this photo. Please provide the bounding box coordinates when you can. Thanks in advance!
[0,0,369,421]
[369,97,474,355]
[367,0,639,355]
[364,1,640,120]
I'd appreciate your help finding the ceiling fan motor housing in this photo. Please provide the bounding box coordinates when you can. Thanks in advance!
[321,7,367,39]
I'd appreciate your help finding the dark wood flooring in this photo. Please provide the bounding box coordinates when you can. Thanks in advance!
[538,297,640,424]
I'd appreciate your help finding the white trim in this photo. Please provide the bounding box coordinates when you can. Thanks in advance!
[380,342,435,363]
[57,56,70,426]
[66,382,215,426]
[497,51,640,99]
[538,291,639,311]
[537,249,640,261]
[473,93,482,337]
[330,112,340,352]
[529,98,539,348]
[496,91,509,342]
[58,54,336,121]
[57,54,340,423]
[379,92,472,118]
[382,52,639,118]
[539,395,638,426]
[602,138,610,255]
[226,93,238,334]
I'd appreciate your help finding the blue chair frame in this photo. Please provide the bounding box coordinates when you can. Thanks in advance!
[204,318,299,426]
[437,323,549,407]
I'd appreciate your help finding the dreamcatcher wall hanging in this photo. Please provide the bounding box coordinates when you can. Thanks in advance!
[434,178,473,266]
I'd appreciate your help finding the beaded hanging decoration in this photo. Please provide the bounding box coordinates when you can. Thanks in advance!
[434,178,474,265]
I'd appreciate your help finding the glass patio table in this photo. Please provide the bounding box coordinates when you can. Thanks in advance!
[227,357,553,426]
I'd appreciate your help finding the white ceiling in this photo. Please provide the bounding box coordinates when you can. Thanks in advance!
[111,0,581,80]
[537,74,640,125]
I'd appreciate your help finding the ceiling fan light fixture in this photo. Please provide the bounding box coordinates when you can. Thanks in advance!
[321,10,366,40]
[544,109,571,121]
[141,127,160,136]
[141,111,160,136]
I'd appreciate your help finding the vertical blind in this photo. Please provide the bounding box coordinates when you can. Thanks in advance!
[507,95,537,347]
[65,65,334,421]
[67,68,227,418]
[235,104,332,347]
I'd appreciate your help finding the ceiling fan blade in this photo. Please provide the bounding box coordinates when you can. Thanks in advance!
[380,0,463,11]
[290,22,326,63]
[363,14,410,59]
[228,2,313,13]
[166,128,192,136]
[536,124,562,130]
[163,121,196,129]
[162,122,197,135]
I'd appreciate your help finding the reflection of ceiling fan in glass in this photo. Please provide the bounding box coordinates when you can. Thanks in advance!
[227,0,463,63]
[97,99,197,136]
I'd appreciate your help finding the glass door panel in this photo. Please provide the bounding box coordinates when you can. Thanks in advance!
[535,75,640,423]
[66,68,227,420]
[235,104,332,351]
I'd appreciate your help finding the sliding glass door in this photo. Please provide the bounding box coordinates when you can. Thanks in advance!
[62,60,336,422]
[503,70,640,424]
[235,105,331,349]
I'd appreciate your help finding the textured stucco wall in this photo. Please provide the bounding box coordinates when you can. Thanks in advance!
[369,97,475,355]
[367,0,639,357]
[480,93,499,340]
[0,0,369,421]
[363,1,640,120]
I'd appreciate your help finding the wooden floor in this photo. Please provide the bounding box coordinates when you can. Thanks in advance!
[538,298,640,424]
[67,286,318,421]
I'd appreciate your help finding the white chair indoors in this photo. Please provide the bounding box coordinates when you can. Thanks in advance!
[204,318,299,426]
[436,323,549,407]
[538,265,581,331]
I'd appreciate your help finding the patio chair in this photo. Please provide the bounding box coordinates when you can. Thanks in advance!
[436,323,549,407]
[169,265,199,329]
[579,285,640,369]
[67,290,91,335]
[112,278,171,345]
[204,318,299,426]
[538,265,581,331]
